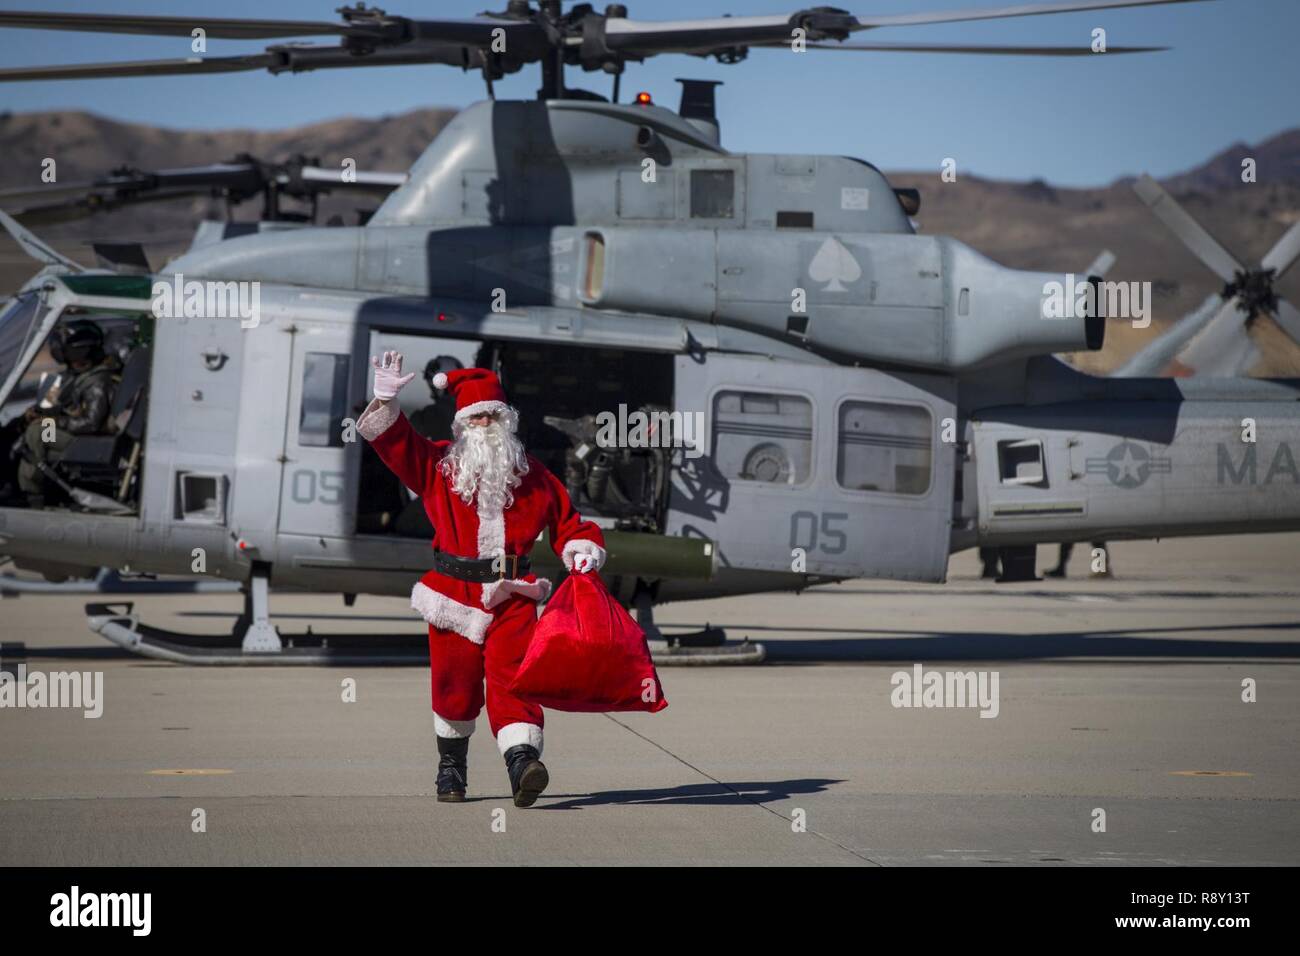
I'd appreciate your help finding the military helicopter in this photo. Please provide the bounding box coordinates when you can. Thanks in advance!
[2,0,1298,665]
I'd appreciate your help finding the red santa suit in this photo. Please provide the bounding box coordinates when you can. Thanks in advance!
[356,367,606,758]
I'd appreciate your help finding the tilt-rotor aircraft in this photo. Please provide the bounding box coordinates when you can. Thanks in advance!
[1,0,1296,664]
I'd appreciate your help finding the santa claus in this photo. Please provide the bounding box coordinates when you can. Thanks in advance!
[357,352,607,807]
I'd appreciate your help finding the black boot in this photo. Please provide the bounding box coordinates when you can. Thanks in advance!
[436,736,469,803]
[503,744,548,808]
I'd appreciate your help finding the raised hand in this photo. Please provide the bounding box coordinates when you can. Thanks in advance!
[371,350,415,401]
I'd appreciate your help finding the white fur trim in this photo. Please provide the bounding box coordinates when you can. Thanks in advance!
[481,575,552,610]
[496,722,543,757]
[356,397,400,441]
[434,712,476,738]
[455,399,508,421]
[411,582,493,645]
[432,371,449,390]
[561,538,607,572]
[476,506,505,559]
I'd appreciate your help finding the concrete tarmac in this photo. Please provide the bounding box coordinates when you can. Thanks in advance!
[1,534,1297,866]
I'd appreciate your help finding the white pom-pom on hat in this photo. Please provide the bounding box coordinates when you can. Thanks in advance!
[432,372,449,390]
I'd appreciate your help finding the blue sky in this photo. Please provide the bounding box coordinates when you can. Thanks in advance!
[0,0,1295,186]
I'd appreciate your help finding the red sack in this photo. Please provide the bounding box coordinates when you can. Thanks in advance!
[512,572,668,713]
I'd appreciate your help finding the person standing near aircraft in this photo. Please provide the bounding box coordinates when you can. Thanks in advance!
[356,352,607,807]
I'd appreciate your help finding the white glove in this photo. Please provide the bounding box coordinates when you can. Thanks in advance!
[573,553,598,574]
[371,350,415,401]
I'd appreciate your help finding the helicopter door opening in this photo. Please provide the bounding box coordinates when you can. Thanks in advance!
[0,301,153,515]
[670,354,956,582]
[485,340,676,532]
[355,331,484,537]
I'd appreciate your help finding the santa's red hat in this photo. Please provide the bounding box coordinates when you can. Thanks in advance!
[432,367,510,421]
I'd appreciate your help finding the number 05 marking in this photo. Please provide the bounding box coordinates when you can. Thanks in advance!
[291,469,345,504]
[789,510,848,555]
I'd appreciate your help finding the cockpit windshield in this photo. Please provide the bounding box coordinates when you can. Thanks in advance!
[0,293,46,409]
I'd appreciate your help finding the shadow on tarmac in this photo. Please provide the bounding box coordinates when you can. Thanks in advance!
[536,777,843,809]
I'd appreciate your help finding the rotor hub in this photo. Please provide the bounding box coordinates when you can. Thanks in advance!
[1226,268,1279,321]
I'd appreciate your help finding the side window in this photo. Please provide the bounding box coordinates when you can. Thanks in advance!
[690,169,735,219]
[836,400,932,495]
[712,389,812,485]
[299,352,350,448]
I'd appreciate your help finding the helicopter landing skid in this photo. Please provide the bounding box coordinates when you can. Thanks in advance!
[647,632,766,666]
[634,589,765,665]
[85,601,429,666]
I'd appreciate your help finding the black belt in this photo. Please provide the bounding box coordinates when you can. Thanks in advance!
[433,549,530,582]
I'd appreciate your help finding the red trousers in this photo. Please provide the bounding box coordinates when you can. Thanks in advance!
[428,595,542,738]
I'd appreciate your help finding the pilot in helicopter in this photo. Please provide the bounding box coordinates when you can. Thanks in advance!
[408,355,464,441]
[12,320,117,508]
[357,352,607,807]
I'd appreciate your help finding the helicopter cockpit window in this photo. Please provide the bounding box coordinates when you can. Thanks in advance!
[836,400,932,496]
[299,352,351,448]
[0,294,45,409]
[711,389,812,485]
[690,169,735,219]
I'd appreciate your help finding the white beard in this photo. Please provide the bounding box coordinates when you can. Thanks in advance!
[441,406,529,515]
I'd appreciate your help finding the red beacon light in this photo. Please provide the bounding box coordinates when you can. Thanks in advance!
[634,91,652,106]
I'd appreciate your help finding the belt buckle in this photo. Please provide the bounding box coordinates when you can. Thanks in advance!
[497,554,516,580]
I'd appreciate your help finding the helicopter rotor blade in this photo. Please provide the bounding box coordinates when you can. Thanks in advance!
[298,167,409,190]
[1132,174,1243,284]
[0,41,479,84]
[10,189,211,227]
[604,0,1208,57]
[0,10,354,39]
[1,159,407,226]
[1259,220,1300,280]
[1267,299,1300,344]
[0,1,1206,85]
[793,40,1168,55]
[847,0,1211,29]
[0,9,539,47]
[0,9,412,40]
[1084,249,1117,278]
[0,179,140,203]
[0,54,282,83]
[1171,297,1251,376]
